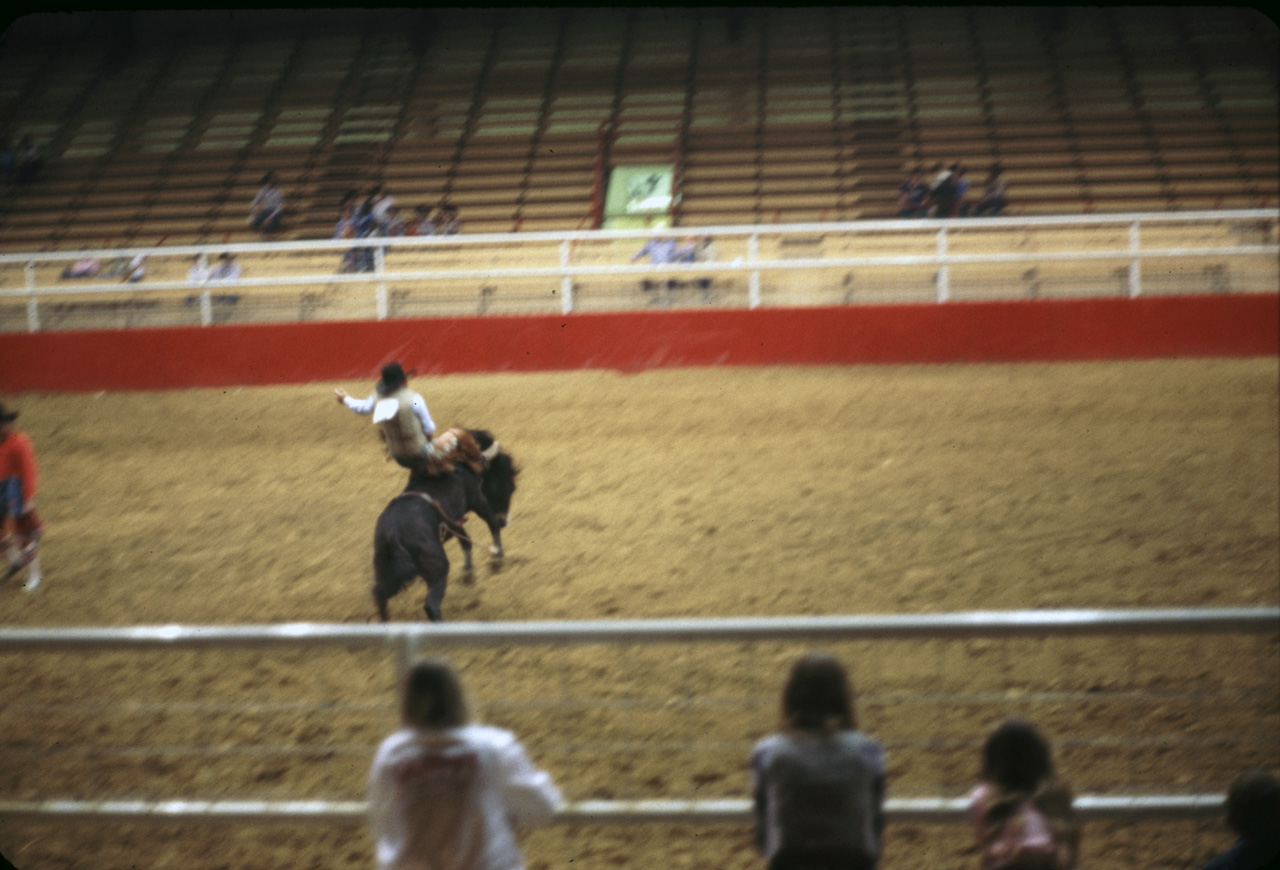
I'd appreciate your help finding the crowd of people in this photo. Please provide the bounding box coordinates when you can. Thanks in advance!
[334,184,462,274]
[356,647,1278,870]
[630,233,717,303]
[898,162,1009,219]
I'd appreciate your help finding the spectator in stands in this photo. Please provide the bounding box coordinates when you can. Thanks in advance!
[335,196,363,273]
[210,252,241,282]
[366,184,395,227]
[954,167,972,217]
[60,257,101,279]
[631,234,694,302]
[406,204,437,236]
[367,657,562,870]
[0,137,14,184]
[897,167,929,218]
[928,162,960,218]
[973,165,1009,217]
[14,136,42,184]
[751,651,887,870]
[1202,769,1280,870]
[689,234,717,300]
[249,172,285,233]
[121,253,147,283]
[381,204,406,237]
[438,203,462,235]
[968,717,1080,870]
[187,253,212,285]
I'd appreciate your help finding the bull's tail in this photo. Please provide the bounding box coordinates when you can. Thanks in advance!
[374,536,418,590]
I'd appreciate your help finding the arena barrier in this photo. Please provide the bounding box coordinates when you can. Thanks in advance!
[2,210,1276,392]
[1,607,1275,825]
[1,211,1277,329]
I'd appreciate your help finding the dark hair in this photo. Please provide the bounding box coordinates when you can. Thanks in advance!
[378,361,408,393]
[1226,769,1280,838]
[401,659,470,729]
[260,172,275,185]
[782,652,856,732]
[981,718,1054,793]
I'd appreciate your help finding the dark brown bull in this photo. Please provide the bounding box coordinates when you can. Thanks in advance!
[371,429,517,622]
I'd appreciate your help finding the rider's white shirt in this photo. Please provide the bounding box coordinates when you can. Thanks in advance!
[345,390,436,437]
[368,724,562,870]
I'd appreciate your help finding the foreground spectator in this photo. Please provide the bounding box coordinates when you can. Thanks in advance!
[249,172,284,232]
[1203,769,1280,870]
[367,657,562,870]
[751,652,887,870]
[968,718,1079,870]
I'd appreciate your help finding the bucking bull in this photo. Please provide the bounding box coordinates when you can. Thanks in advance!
[372,428,518,622]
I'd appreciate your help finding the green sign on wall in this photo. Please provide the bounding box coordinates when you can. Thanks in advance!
[603,164,674,229]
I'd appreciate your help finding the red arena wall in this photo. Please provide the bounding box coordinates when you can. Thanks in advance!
[1,295,1277,393]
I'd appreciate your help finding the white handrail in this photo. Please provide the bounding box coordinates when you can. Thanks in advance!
[2,209,1276,330]
[0,608,1275,652]
[1,209,1276,265]
[0,793,1227,824]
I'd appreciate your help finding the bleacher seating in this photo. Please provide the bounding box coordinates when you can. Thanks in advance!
[0,8,1274,250]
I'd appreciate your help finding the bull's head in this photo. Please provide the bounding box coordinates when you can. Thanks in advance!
[480,443,518,527]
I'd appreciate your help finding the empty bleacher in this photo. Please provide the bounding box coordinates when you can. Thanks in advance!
[0,8,1275,251]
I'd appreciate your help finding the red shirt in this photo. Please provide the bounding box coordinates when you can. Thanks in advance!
[0,430,39,503]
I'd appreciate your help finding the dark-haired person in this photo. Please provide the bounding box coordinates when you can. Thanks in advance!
[336,362,438,472]
[0,402,43,592]
[367,658,562,870]
[249,171,284,232]
[968,718,1079,869]
[1203,769,1280,870]
[750,652,887,870]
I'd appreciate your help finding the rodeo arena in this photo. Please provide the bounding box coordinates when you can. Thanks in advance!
[1,7,1278,870]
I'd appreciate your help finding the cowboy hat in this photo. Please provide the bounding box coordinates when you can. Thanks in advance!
[376,361,408,395]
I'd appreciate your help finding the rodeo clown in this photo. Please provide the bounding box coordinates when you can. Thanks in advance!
[335,362,482,476]
[1,402,44,592]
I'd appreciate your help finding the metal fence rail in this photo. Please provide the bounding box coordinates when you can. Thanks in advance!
[1,210,1276,330]
[2,607,1275,676]
[1,607,1274,825]
[0,794,1228,825]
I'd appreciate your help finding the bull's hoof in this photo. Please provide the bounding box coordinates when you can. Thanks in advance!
[458,566,476,586]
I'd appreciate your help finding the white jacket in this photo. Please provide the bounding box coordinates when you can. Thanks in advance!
[368,724,562,870]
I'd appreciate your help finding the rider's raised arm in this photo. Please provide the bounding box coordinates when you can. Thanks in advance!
[339,392,377,415]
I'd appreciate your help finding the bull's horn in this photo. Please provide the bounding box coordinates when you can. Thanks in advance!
[481,441,501,461]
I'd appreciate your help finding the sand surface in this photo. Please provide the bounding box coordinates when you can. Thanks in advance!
[1,359,1277,868]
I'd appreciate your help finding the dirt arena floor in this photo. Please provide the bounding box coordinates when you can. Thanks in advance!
[1,358,1277,869]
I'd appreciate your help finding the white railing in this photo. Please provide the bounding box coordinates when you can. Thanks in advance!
[1,210,1276,331]
[0,794,1228,825]
[1,607,1275,824]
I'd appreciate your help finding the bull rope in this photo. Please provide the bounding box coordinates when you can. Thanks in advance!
[396,491,475,546]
